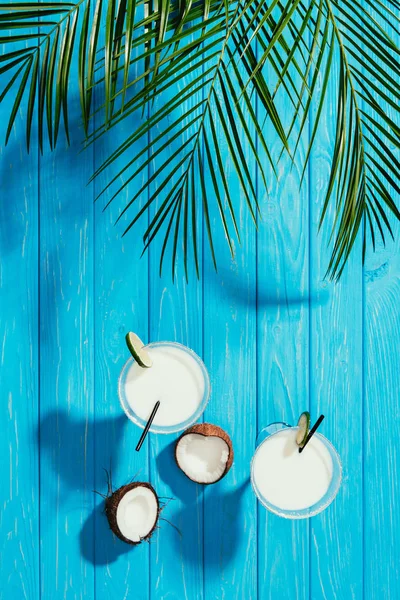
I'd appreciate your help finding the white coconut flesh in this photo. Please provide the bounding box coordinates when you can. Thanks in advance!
[176,433,230,483]
[116,486,158,543]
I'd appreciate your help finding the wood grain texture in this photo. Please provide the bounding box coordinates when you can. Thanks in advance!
[148,275,204,600]
[256,52,310,600]
[38,59,95,598]
[92,109,151,600]
[364,235,400,599]
[1,10,400,600]
[0,37,39,600]
[202,62,258,599]
[309,55,364,600]
[363,10,400,595]
[90,10,151,599]
[147,49,204,600]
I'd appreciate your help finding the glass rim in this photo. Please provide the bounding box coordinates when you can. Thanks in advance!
[251,426,343,519]
[118,340,211,434]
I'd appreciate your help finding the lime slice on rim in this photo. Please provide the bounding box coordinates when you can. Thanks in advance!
[125,332,152,368]
[296,411,310,447]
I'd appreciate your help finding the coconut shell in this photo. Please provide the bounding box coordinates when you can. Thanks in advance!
[105,481,159,545]
[175,422,234,484]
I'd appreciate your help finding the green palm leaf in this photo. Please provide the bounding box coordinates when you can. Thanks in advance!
[0,1,85,146]
[0,0,399,280]
[89,2,285,277]
[243,0,400,278]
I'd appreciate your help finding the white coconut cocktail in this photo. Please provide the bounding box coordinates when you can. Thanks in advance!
[119,334,210,433]
[108,334,235,544]
[251,414,342,518]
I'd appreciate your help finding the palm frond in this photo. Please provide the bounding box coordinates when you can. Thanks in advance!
[321,0,400,278]
[90,2,289,277]
[0,1,85,147]
[1,0,399,279]
[245,0,400,278]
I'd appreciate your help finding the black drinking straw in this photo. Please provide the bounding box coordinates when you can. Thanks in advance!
[136,401,160,452]
[299,414,325,454]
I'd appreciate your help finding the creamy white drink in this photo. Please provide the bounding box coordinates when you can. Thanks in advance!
[120,342,208,430]
[252,427,334,511]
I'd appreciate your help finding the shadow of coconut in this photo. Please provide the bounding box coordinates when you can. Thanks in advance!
[80,500,134,566]
[170,479,249,570]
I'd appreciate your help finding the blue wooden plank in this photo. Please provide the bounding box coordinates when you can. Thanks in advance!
[202,232,257,598]
[147,52,204,599]
[363,12,400,594]
[38,60,95,599]
[309,56,363,599]
[0,42,39,600]
[256,71,310,600]
[134,16,207,599]
[92,117,150,599]
[202,75,258,599]
[148,275,204,600]
[90,6,151,598]
[2,8,400,600]
[364,231,400,599]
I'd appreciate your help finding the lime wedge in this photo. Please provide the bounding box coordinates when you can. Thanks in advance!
[296,411,310,447]
[125,332,152,368]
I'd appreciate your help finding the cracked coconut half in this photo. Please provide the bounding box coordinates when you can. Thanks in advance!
[105,482,160,544]
[175,423,233,484]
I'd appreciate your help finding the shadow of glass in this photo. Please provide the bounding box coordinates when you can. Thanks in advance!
[38,410,127,498]
[170,479,250,570]
[38,410,148,565]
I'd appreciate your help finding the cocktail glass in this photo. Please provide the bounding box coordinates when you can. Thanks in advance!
[118,341,210,435]
[251,422,342,519]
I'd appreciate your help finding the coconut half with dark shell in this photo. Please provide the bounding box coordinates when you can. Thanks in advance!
[105,482,159,545]
[175,423,234,484]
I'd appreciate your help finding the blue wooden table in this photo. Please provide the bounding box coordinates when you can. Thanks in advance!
[1,31,400,600]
